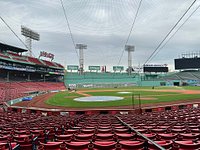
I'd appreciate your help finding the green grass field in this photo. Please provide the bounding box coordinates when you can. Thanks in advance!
[45,86,200,108]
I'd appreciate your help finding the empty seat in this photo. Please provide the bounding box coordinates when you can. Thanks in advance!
[95,133,114,141]
[119,140,144,150]
[65,141,90,149]
[173,140,200,150]
[115,133,135,141]
[55,134,73,142]
[38,141,65,150]
[114,128,129,133]
[80,129,95,134]
[148,140,173,150]
[97,128,112,134]
[65,129,78,134]
[178,133,199,140]
[158,133,178,140]
[151,128,167,133]
[171,128,186,133]
[74,134,94,141]
[93,141,116,150]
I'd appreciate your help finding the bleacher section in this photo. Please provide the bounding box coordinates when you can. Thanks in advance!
[0,107,199,149]
[163,71,197,80]
[0,50,63,69]
[0,82,65,102]
[27,57,45,66]
[160,71,200,86]
[139,71,200,86]
[65,72,139,88]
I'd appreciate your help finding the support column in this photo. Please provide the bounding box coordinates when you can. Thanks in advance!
[44,74,46,82]
[28,74,30,81]
[7,71,10,82]
[79,48,84,74]
[26,36,32,57]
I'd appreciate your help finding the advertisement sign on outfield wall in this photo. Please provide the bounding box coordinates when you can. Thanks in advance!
[113,66,124,72]
[89,66,100,71]
[67,65,79,70]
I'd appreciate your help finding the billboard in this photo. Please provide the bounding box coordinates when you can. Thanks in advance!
[143,64,168,72]
[113,66,124,71]
[175,58,200,70]
[89,66,100,71]
[39,51,54,60]
[67,65,79,70]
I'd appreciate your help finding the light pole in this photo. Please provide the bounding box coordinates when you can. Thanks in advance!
[125,45,135,75]
[76,44,87,75]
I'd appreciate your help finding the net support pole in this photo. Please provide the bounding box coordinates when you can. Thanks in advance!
[132,93,135,110]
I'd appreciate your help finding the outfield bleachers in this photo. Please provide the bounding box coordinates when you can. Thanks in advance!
[65,72,139,88]
[163,71,200,81]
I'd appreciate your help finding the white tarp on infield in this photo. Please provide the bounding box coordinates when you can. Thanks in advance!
[74,96,124,102]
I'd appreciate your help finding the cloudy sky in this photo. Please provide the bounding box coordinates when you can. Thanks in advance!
[0,0,200,71]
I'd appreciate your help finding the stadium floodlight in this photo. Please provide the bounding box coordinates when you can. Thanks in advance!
[76,44,87,49]
[125,45,135,75]
[21,26,40,56]
[76,44,87,74]
[125,45,135,52]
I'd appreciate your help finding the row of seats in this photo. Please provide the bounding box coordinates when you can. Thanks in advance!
[0,51,63,68]
[0,108,200,149]
[0,81,66,102]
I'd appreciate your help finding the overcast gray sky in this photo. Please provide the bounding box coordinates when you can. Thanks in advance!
[0,0,200,71]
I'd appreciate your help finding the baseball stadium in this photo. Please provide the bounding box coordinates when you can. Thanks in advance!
[1,0,200,150]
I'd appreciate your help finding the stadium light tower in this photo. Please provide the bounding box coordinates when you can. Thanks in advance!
[21,26,40,57]
[76,44,87,74]
[125,45,135,75]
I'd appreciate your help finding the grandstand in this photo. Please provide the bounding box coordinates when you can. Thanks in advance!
[1,0,200,150]
[0,43,65,103]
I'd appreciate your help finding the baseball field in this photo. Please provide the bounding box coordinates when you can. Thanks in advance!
[43,86,200,108]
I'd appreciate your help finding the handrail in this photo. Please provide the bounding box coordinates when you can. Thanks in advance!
[116,116,165,150]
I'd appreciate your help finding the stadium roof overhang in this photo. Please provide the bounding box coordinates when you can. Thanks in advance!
[0,42,28,53]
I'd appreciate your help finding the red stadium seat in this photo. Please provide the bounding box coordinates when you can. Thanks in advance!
[178,133,199,140]
[55,134,73,142]
[97,128,112,134]
[119,140,144,150]
[74,133,94,141]
[39,141,65,150]
[65,141,90,149]
[114,128,129,133]
[93,141,116,150]
[151,128,167,133]
[115,133,135,141]
[148,140,173,150]
[80,129,95,134]
[95,133,114,141]
[173,140,200,150]
[158,133,178,140]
